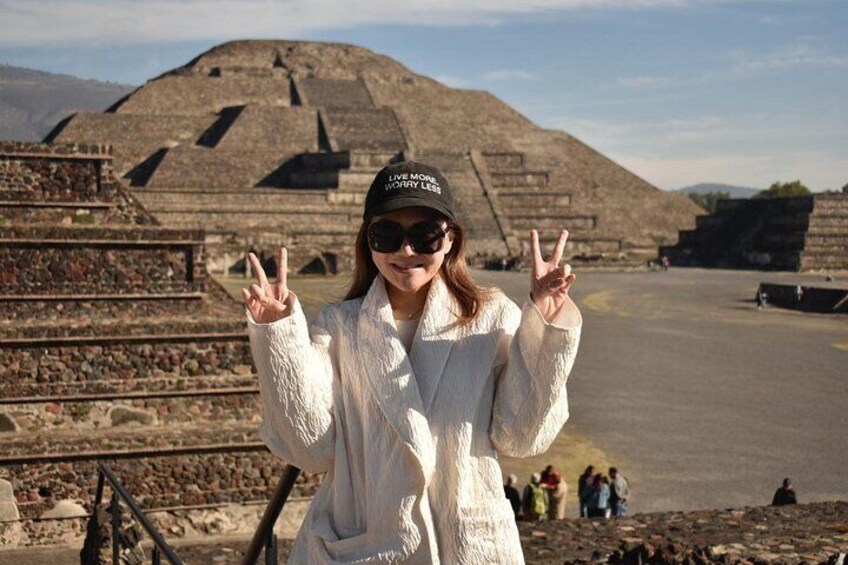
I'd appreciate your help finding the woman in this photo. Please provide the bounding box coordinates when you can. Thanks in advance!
[546,471,568,520]
[243,161,581,563]
[587,474,611,519]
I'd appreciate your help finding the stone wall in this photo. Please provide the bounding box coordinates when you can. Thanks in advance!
[45,114,218,177]
[0,339,253,397]
[0,158,101,200]
[1,244,201,295]
[518,501,848,564]
[1,451,323,520]
[112,75,291,116]
[662,195,848,271]
[0,295,204,322]
[2,393,261,434]
[298,78,374,108]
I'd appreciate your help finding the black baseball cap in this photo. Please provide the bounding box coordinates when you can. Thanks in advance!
[363,161,456,221]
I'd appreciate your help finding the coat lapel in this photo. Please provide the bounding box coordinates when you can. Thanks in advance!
[357,275,436,484]
[409,275,462,415]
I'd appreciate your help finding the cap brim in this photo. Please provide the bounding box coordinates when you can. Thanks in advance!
[365,196,455,221]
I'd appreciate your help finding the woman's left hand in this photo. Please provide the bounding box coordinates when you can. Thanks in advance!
[530,229,577,322]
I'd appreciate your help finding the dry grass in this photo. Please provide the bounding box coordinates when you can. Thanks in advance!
[499,428,614,518]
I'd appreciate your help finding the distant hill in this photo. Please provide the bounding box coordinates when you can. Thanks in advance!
[675,183,762,199]
[0,64,134,141]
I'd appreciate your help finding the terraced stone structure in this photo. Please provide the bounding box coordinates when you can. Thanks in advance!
[0,142,319,547]
[661,195,848,271]
[48,40,701,273]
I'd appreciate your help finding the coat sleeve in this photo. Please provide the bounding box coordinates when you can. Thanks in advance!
[490,298,581,458]
[247,297,336,473]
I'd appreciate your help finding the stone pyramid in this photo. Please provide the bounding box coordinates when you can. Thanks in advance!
[0,142,319,546]
[48,40,700,274]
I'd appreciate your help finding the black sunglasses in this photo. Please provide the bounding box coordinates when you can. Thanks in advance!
[367,219,448,254]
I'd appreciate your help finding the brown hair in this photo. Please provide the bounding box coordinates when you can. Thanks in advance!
[345,217,486,323]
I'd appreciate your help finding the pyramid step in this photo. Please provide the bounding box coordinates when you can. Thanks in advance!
[509,215,596,231]
[3,450,322,520]
[348,151,400,169]
[497,193,571,208]
[800,253,848,269]
[481,152,524,172]
[287,170,338,188]
[3,389,260,435]
[489,172,549,189]
[152,211,359,232]
[337,170,378,189]
[0,421,263,463]
[1,373,258,401]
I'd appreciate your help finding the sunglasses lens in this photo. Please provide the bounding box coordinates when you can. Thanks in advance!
[368,220,447,254]
[368,221,404,253]
[408,222,446,254]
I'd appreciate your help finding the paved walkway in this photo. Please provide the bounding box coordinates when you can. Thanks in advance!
[474,268,847,514]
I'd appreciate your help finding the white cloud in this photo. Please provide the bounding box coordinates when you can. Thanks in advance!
[0,0,713,46]
[604,38,848,92]
[726,39,848,75]
[482,69,537,82]
[616,75,669,88]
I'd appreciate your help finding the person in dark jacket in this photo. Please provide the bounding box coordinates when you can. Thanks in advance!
[504,474,521,519]
[578,465,594,518]
[772,478,797,506]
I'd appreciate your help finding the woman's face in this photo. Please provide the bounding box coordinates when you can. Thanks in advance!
[369,207,454,295]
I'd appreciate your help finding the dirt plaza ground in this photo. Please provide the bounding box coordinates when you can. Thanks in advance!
[220,267,847,516]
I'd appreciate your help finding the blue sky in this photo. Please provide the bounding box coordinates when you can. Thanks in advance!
[0,0,845,191]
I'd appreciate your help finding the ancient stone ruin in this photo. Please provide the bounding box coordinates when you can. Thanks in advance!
[0,142,320,546]
[662,195,848,271]
[47,40,701,274]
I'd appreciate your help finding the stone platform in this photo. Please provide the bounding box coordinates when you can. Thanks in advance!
[4,502,843,564]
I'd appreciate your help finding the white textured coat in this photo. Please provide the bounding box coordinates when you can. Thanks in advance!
[247,275,581,564]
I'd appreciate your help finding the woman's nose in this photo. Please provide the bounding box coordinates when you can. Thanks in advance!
[398,239,415,256]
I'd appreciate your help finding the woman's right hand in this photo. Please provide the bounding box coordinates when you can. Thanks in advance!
[241,248,292,324]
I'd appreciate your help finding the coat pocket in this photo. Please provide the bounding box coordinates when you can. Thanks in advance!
[456,499,523,564]
[311,529,372,563]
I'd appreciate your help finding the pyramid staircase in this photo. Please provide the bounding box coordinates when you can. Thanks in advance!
[44,43,688,271]
[661,194,848,271]
[0,143,320,547]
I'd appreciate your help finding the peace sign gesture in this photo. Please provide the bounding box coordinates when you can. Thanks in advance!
[530,229,577,322]
[241,248,292,324]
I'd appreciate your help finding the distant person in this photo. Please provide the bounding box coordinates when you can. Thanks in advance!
[586,473,611,518]
[504,474,521,519]
[756,288,768,309]
[661,256,670,271]
[608,467,630,517]
[772,478,797,506]
[794,285,804,305]
[546,472,568,520]
[522,472,549,522]
[578,465,595,518]
[540,464,555,485]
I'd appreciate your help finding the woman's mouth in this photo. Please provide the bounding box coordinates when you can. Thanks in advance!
[391,263,424,273]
